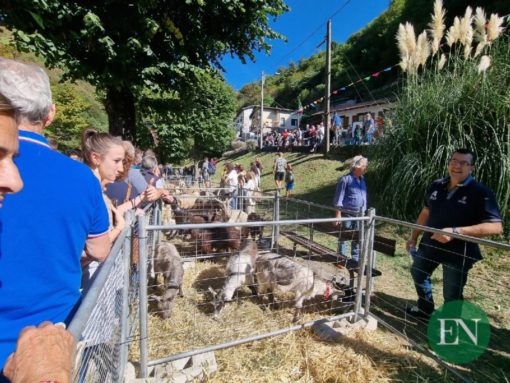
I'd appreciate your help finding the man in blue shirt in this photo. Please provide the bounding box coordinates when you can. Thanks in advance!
[333,155,368,262]
[405,148,503,319]
[0,58,111,372]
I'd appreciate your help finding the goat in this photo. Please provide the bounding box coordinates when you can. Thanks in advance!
[209,240,258,317]
[176,192,200,210]
[151,242,184,319]
[241,212,264,241]
[189,214,241,254]
[255,253,344,322]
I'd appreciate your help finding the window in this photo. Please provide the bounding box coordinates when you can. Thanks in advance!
[280,117,286,126]
[291,119,298,126]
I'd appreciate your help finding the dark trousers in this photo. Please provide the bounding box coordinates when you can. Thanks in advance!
[410,251,473,315]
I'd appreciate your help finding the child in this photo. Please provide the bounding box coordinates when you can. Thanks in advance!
[284,163,295,198]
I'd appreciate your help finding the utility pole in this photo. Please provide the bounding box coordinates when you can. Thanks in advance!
[324,19,332,154]
[259,71,265,150]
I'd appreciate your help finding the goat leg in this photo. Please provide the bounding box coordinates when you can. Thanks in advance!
[292,307,303,323]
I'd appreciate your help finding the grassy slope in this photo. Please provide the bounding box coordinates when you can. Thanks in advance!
[212,149,509,382]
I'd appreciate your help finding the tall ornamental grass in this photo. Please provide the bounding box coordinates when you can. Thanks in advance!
[373,35,510,221]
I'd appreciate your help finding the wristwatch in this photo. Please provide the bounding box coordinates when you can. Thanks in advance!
[452,227,460,235]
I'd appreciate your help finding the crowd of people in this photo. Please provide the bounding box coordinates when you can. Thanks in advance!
[260,113,381,153]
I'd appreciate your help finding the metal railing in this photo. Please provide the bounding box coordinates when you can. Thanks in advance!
[68,203,161,382]
[67,192,509,382]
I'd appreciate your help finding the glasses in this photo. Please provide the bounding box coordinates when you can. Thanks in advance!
[449,159,472,167]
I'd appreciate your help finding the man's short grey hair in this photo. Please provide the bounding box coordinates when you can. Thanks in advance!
[350,155,368,170]
[142,155,158,170]
[0,58,52,123]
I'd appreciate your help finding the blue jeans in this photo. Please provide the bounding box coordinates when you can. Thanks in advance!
[229,190,238,209]
[410,249,473,315]
[339,219,360,262]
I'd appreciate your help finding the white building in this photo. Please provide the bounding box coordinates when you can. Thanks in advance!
[311,98,395,128]
[235,106,300,137]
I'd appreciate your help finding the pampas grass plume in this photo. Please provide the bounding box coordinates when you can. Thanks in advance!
[446,17,461,47]
[473,7,488,57]
[487,14,504,42]
[477,55,491,74]
[397,23,409,72]
[428,0,446,56]
[459,7,473,58]
[438,54,446,70]
[416,31,430,68]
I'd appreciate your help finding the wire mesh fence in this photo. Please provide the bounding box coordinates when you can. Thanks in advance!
[67,191,509,382]
[136,194,377,378]
[68,203,161,383]
[369,216,510,383]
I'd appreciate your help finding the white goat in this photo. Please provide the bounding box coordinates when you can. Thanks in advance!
[255,253,343,322]
[209,240,258,317]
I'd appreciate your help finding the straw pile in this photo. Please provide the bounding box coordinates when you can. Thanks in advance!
[129,250,448,382]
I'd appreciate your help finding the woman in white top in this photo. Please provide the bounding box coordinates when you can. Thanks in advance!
[242,171,257,214]
[225,162,238,209]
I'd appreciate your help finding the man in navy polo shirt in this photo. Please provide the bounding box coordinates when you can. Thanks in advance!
[333,155,368,262]
[405,148,503,319]
[0,58,111,372]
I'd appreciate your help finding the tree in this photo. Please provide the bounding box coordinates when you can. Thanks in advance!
[3,0,288,140]
[136,69,237,163]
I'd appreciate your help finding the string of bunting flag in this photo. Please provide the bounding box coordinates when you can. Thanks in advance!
[294,13,510,115]
[296,63,399,113]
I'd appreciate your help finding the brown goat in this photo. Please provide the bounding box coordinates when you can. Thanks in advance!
[189,215,240,254]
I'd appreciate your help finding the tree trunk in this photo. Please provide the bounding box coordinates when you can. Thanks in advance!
[105,87,136,140]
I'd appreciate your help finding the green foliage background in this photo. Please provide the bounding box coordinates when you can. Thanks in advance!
[136,69,237,164]
[371,37,510,220]
[0,29,108,152]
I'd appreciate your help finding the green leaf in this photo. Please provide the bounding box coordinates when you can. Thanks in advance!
[28,11,45,30]
[16,31,31,43]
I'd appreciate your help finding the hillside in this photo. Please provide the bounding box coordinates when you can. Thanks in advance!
[237,0,510,113]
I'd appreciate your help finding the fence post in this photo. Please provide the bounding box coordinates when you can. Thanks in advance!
[118,223,132,383]
[363,208,376,319]
[352,212,367,323]
[273,189,281,251]
[137,214,149,379]
[238,185,244,212]
[271,191,277,249]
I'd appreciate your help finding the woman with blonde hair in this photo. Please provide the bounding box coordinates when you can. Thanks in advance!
[81,128,126,286]
[105,140,161,212]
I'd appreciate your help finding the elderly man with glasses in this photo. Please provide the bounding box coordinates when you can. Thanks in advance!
[333,155,368,263]
[405,148,503,320]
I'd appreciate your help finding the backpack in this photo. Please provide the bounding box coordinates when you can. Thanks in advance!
[207,162,215,175]
[285,172,294,183]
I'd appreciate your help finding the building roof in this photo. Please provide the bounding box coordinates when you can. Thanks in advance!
[311,98,395,116]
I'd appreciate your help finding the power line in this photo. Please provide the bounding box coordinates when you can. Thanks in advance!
[269,0,354,71]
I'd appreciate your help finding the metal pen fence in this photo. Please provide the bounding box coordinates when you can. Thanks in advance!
[68,202,161,383]
[368,216,510,383]
[135,193,377,379]
[68,191,509,382]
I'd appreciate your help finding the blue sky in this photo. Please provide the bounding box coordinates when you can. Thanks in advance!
[221,0,391,91]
